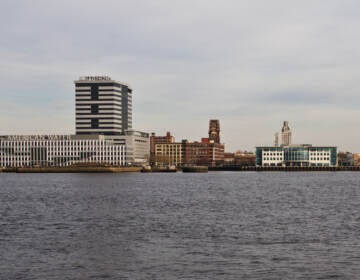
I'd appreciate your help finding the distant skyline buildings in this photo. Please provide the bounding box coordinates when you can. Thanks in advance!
[273,121,292,147]
[274,132,279,147]
[150,119,224,167]
[208,120,220,144]
[281,121,292,146]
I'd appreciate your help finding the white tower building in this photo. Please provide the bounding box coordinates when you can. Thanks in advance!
[281,121,292,146]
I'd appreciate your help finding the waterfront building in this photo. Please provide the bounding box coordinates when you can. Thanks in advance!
[107,130,149,165]
[184,119,224,166]
[0,76,149,168]
[207,142,225,166]
[281,121,292,146]
[182,140,210,166]
[151,120,225,167]
[224,152,235,165]
[150,132,175,165]
[75,76,149,166]
[0,135,125,167]
[234,151,256,166]
[337,152,354,166]
[353,153,360,166]
[75,76,132,135]
[182,138,224,166]
[154,139,212,167]
[256,145,337,167]
[154,142,183,166]
[222,151,256,166]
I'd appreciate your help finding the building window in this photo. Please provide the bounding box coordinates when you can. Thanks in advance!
[91,104,98,114]
[91,85,99,100]
[91,119,99,128]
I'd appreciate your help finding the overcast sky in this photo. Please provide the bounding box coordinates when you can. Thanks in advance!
[1,0,360,152]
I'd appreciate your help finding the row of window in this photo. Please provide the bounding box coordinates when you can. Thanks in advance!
[263,152,282,156]
[264,157,331,162]
[310,157,330,161]
[310,153,330,156]
[1,141,119,146]
[264,157,282,161]
[1,159,125,167]
[2,152,123,158]
[263,151,331,156]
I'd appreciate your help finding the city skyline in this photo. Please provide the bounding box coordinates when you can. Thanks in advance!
[1,1,360,152]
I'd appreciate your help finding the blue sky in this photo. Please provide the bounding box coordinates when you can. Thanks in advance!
[1,0,360,152]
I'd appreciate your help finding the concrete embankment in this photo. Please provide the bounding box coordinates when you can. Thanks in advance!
[3,166,142,173]
[141,166,178,173]
[209,166,360,172]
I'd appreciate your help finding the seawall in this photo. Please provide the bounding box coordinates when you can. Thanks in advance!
[209,166,360,171]
[3,166,142,173]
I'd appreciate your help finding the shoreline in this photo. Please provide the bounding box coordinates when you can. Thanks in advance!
[2,166,142,173]
[209,166,360,172]
[2,166,360,173]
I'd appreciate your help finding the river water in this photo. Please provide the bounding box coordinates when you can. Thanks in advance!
[0,172,359,279]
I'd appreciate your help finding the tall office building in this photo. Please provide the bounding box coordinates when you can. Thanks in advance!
[75,76,132,135]
[209,119,220,144]
[281,121,292,146]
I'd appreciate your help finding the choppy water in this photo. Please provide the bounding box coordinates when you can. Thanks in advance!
[0,172,360,279]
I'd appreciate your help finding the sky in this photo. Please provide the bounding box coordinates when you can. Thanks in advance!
[1,0,360,152]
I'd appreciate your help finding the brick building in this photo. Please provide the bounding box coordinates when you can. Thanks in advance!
[151,120,225,167]
[150,132,175,165]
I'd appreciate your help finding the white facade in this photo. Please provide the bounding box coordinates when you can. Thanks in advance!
[309,150,332,166]
[107,130,150,165]
[256,145,337,167]
[262,150,284,166]
[0,135,125,167]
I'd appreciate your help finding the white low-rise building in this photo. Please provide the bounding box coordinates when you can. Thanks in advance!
[106,130,150,165]
[256,145,337,167]
[262,149,284,166]
[0,134,125,167]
